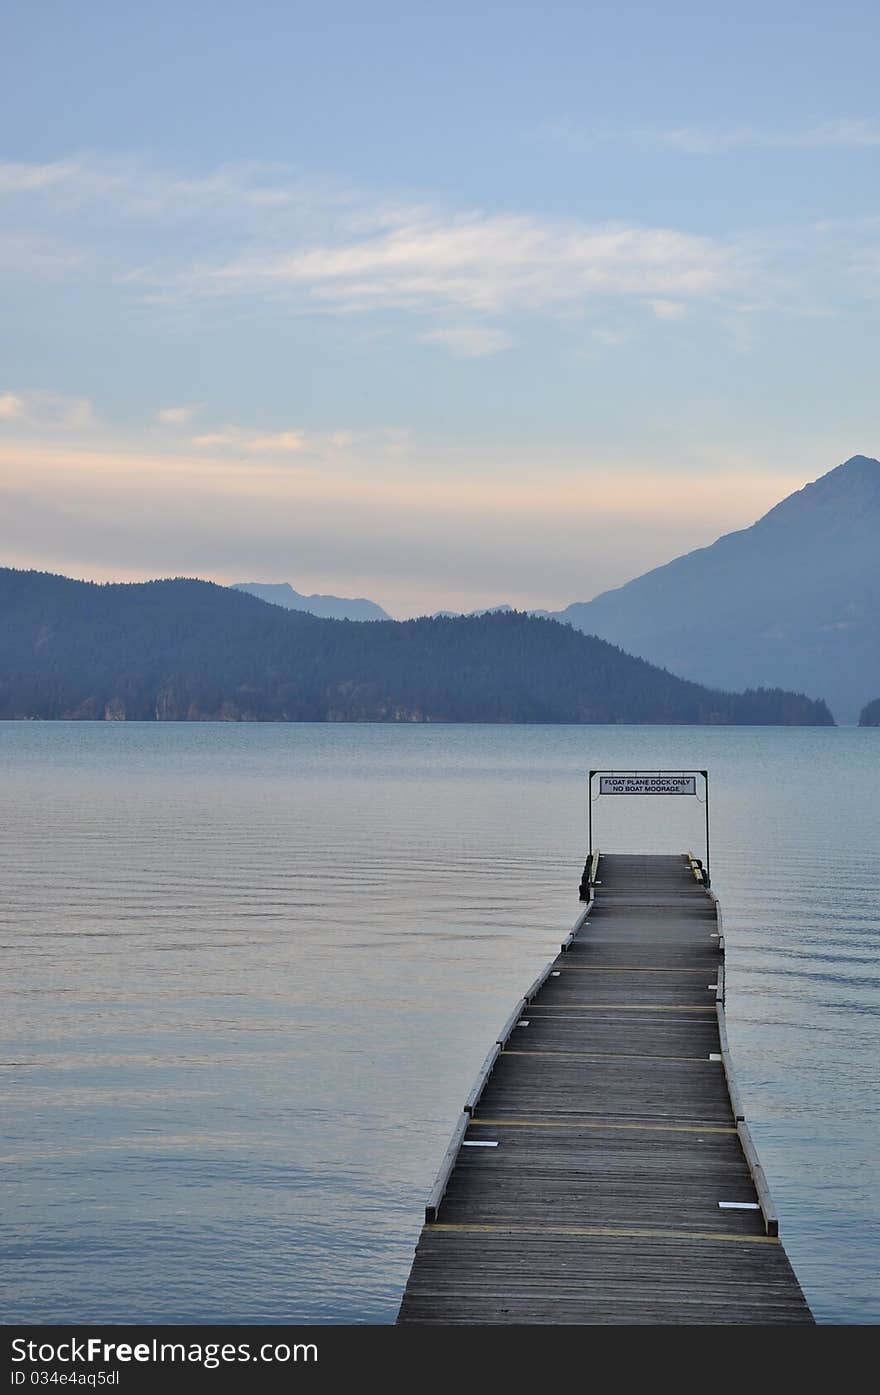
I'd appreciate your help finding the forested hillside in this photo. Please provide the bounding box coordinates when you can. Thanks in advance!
[0,569,834,725]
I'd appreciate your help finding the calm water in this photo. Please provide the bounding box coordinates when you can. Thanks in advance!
[2,723,878,1325]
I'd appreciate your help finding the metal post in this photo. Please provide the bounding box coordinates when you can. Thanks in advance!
[702,769,710,886]
[588,770,594,859]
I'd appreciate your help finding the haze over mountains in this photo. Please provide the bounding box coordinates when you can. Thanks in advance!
[234,581,390,622]
[2,455,871,724]
[0,569,832,725]
[547,455,879,725]
[391,454,876,724]
[237,456,875,721]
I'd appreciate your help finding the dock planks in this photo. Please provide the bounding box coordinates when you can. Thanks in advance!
[397,853,813,1324]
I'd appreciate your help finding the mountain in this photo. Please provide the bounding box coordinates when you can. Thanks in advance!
[233,580,390,621]
[859,699,880,727]
[432,604,514,619]
[0,568,832,724]
[548,455,880,724]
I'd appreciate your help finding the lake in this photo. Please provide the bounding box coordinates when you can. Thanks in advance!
[2,722,878,1324]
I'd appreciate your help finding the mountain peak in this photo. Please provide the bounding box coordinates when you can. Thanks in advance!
[755,453,880,534]
[795,452,877,493]
[548,452,880,723]
[836,453,879,472]
[233,581,390,622]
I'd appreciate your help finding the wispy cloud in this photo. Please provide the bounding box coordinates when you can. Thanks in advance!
[191,426,311,456]
[197,213,727,315]
[0,155,734,348]
[156,403,203,426]
[542,117,880,154]
[245,430,309,454]
[0,388,95,429]
[419,325,515,357]
[184,422,383,459]
[0,156,350,223]
[3,151,877,359]
[2,391,321,464]
[647,299,686,320]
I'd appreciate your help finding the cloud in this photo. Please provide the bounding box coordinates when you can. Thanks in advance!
[191,432,235,449]
[0,392,25,420]
[0,159,83,194]
[0,389,94,430]
[542,117,880,155]
[191,425,311,455]
[419,325,515,357]
[648,299,686,320]
[245,430,309,454]
[2,150,875,360]
[0,155,733,347]
[156,403,203,426]
[650,119,880,153]
[202,213,727,315]
[0,228,84,277]
[0,156,345,223]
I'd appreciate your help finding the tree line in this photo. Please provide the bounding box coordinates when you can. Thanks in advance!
[0,568,835,725]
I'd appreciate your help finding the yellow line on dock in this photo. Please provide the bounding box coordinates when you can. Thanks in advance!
[470,1118,737,1135]
[428,1223,779,1246]
[554,966,712,973]
[502,1050,721,1064]
[527,1003,717,1012]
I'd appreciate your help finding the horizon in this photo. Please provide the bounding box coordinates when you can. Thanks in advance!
[2,2,879,614]
[2,448,873,619]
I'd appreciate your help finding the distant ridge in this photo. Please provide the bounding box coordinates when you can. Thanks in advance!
[859,698,880,727]
[234,580,390,621]
[544,455,880,724]
[0,568,832,725]
[432,604,513,619]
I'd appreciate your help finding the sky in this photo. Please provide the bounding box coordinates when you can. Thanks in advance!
[1,0,878,616]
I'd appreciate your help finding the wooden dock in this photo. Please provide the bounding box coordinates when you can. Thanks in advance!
[397,853,813,1325]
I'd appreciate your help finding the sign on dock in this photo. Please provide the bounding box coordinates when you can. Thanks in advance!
[599,774,697,796]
